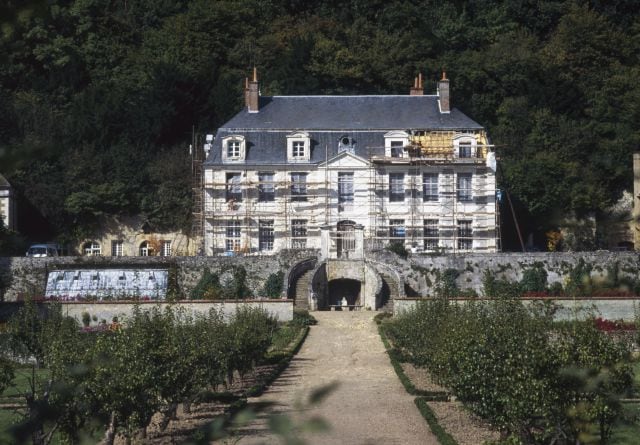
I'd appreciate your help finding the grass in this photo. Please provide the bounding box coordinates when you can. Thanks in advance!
[0,367,54,444]
[414,398,458,445]
[609,360,640,444]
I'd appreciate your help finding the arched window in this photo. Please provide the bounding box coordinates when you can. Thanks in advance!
[139,241,153,257]
[83,241,101,256]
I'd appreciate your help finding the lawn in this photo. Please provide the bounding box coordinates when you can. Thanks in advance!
[610,360,640,444]
[0,367,51,444]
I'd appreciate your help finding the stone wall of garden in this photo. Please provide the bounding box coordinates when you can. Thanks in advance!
[57,300,294,324]
[388,251,640,296]
[0,250,318,301]
[394,297,640,322]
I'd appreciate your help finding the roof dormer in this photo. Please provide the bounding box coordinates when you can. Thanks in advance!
[287,132,311,162]
[221,135,246,163]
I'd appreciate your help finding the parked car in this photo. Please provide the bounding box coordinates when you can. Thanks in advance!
[26,243,64,257]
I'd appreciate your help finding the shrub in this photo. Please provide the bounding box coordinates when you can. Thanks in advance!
[386,296,633,444]
[261,271,284,298]
[434,269,459,298]
[226,307,277,379]
[292,309,317,327]
[519,263,548,293]
[385,241,408,259]
[190,269,223,300]
[223,266,250,299]
[81,311,91,327]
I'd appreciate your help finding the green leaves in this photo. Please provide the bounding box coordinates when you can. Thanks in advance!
[386,297,634,443]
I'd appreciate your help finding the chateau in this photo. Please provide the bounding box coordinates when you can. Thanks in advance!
[202,70,498,258]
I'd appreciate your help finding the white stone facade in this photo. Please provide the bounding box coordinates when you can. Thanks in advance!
[204,143,497,256]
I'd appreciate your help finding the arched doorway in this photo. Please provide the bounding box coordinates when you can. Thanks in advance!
[336,220,356,259]
[328,278,361,310]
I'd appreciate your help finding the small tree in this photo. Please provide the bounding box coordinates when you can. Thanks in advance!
[261,271,284,298]
[520,263,548,293]
[190,269,222,299]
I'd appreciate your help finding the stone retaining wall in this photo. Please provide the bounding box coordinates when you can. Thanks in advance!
[367,251,640,297]
[0,250,318,301]
[394,297,640,321]
[63,300,293,324]
[0,300,293,324]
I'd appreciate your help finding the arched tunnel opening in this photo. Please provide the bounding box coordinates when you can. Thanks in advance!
[327,278,361,310]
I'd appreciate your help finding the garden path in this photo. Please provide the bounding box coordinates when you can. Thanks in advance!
[227,311,438,445]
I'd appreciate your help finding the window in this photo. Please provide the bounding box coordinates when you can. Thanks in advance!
[226,173,242,202]
[457,220,473,250]
[139,241,152,256]
[384,131,409,157]
[259,220,274,251]
[338,172,354,212]
[292,141,305,159]
[291,219,307,249]
[422,173,439,202]
[258,172,275,202]
[389,173,405,202]
[424,219,439,251]
[291,173,307,201]
[457,173,472,202]
[225,221,241,252]
[338,136,355,154]
[227,140,241,158]
[83,241,101,256]
[161,240,172,257]
[287,132,310,161]
[389,219,405,240]
[221,135,245,162]
[390,141,404,158]
[111,240,123,256]
[458,141,472,158]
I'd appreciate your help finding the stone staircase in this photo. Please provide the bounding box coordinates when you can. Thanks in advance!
[379,272,399,313]
[293,269,313,310]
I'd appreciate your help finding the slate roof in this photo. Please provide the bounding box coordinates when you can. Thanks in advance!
[205,95,484,166]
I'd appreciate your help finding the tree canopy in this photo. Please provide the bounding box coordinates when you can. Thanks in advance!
[1,0,639,246]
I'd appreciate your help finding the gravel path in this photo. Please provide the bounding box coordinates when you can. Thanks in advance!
[229,311,438,445]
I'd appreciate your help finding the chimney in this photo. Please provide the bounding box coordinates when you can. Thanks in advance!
[245,67,260,113]
[410,73,424,95]
[437,70,450,113]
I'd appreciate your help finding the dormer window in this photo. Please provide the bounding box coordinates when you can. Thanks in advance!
[384,131,409,158]
[292,141,305,158]
[228,141,241,158]
[338,136,355,154]
[287,132,310,162]
[222,135,246,162]
[453,135,477,159]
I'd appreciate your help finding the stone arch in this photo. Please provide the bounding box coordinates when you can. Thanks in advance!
[309,260,383,310]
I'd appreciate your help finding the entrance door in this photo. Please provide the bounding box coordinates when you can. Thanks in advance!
[336,220,356,258]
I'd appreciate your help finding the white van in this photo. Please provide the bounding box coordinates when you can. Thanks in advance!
[26,243,64,257]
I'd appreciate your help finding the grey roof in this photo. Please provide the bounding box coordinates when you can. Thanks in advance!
[0,174,10,188]
[205,95,484,166]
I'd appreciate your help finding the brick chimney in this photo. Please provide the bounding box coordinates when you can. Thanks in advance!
[437,71,450,113]
[245,67,259,113]
[410,73,424,95]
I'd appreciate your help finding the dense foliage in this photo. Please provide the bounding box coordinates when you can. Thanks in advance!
[0,300,283,444]
[385,298,634,444]
[1,1,640,245]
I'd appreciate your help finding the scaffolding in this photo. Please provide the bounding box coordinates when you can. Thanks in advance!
[202,131,499,255]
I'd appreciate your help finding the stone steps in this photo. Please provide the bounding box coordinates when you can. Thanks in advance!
[294,269,313,310]
[379,272,398,313]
